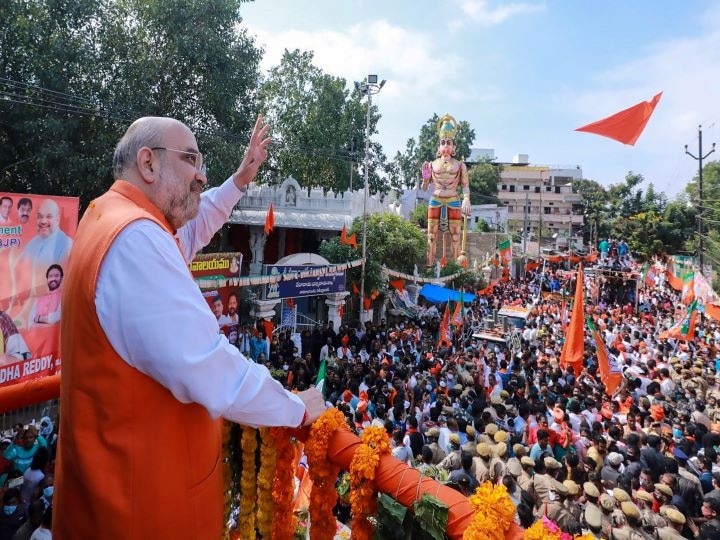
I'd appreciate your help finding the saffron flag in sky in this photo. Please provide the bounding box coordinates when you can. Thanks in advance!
[575,92,662,146]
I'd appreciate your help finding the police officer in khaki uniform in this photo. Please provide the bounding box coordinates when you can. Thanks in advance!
[563,480,582,523]
[656,507,685,540]
[473,442,492,484]
[518,456,534,492]
[489,440,508,482]
[461,425,478,457]
[611,502,653,540]
[635,489,666,533]
[437,433,462,471]
[582,503,603,539]
[425,427,446,464]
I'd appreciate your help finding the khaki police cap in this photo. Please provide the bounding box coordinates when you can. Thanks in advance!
[485,423,499,435]
[466,425,476,438]
[449,433,461,445]
[494,430,508,443]
[476,442,492,458]
[494,442,507,457]
[599,493,614,511]
[655,483,673,498]
[426,427,440,437]
[507,460,522,478]
[584,504,602,529]
[544,457,561,470]
[635,490,654,503]
[563,480,579,496]
[584,482,600,498]
[513,443,526,456]
[553,480,569,496]
[521,456,535,467]
[613,488,631,503]
[664,507,686,525]
[621,501,640,519]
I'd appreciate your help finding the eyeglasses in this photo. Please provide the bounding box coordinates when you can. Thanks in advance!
[151,147,205,174]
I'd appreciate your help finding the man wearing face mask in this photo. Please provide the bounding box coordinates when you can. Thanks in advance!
[0,488,25,538]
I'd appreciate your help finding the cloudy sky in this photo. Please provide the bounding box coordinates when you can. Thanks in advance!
[240,0,720,196]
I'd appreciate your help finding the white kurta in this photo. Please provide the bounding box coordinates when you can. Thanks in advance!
[95,177,304,428]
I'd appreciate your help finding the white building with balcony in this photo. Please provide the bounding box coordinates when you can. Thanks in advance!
[497,155,584,250]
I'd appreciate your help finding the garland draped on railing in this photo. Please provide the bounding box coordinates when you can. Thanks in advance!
[381,266,465,283]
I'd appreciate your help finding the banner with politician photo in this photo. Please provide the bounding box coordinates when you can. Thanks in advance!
[0,192,79,387]
[190,252,243,335]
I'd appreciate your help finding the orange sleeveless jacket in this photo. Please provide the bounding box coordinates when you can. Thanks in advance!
[55,181,223,539]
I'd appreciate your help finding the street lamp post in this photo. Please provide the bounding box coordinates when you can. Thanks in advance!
[354,75,385,323]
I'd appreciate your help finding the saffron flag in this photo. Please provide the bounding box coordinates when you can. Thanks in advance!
[586,316,622,396]
[340,224,358,249]
[352,282,360,295]
[498,239,512,266]
[681,271,695,304]
[560,265,584,373]
[264,203,275,235]
[389,279,405,291]
[451,291,465,328]
[575,92,662,146]
[661,299,698,341]
[438,304,452,348]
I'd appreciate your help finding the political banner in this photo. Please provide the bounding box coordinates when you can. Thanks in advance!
[0,192,79,387]
[264,264,346,300]
[190,252,242,341]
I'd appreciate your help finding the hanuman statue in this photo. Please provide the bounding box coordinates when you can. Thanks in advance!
[421,114,471,266]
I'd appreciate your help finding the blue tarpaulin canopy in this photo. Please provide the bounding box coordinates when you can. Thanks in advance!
[418,284,475,304]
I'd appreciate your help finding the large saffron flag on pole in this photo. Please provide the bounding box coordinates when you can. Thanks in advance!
[660,299,698,341]
[560,265,585,373]
[586,316,622,396]
[498,239,512,266]
[340,224,358,249]
[575,92,662,146]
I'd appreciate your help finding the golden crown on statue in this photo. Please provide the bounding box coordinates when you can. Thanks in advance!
[436,113,458,141]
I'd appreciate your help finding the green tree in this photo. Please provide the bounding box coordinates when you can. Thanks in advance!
[0,0,261,206]
[257,49,387,193]
[572,178,608,246]
[319,212,426,296]
[410,202,428,229]
[467,159,501,204]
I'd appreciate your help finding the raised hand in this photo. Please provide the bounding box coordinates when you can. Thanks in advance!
[234,114,272,189]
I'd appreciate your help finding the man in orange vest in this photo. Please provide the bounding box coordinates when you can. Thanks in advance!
[55,115,325,539]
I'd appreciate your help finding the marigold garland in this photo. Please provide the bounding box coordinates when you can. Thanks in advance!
[462,482,515,540]
[256,428,277,538]
[348,426,390,540]
[523,517,589,540]
[238,426,258,539]
[270,427,296,540]
[305,408,347,540]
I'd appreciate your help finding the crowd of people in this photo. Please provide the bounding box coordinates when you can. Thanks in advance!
[4,238,720,539]
[0,418,55,539]
[256,248,720,539]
